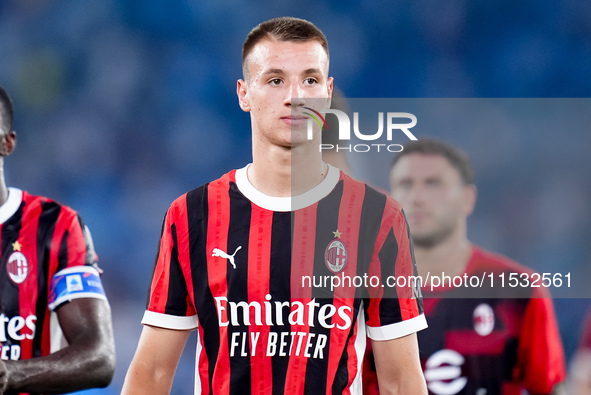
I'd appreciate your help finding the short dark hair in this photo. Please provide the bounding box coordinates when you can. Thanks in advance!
[391,139,474,185]
[242,17,329,78]
[0,86,14,134]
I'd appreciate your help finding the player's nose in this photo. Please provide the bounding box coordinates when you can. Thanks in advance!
[408,185,427,206]
[284,80,305,106]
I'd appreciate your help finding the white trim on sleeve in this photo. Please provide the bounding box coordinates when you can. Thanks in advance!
[367,314,428,341]
[142,310,199,330]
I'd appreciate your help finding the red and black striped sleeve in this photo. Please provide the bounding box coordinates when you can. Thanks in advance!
[41,201,97,276]
[143,193,198,330]
[365,197,427,340]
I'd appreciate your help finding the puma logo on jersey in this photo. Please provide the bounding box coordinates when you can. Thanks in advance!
[212,246,242,269]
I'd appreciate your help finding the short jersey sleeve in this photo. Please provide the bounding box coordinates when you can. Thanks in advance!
[58,213,99,269]
[143,197,198,330]
[365,202,427,340]
[48,211,107,310]
[515,288,566,393]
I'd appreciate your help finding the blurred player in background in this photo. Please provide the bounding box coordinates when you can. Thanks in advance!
[123,17,427,394]
[363,138,565,395]
[0,86,115,393]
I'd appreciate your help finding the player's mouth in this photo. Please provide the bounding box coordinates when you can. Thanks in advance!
[282,115,308,126]
[406,211,429,223]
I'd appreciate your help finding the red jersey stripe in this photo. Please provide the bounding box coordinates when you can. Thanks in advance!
[149,200,176,313]
[285,204,318,394]
[325,175,365,393]
[339,178,365,394]
[248,205,273,394]
[173,194,197,317]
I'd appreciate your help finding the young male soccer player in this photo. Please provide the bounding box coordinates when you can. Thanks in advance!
[364,139,566,394]
[0,86,115,393]
[123,17,427,394]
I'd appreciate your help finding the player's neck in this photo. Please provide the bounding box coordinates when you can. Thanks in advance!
[250,144,326,197]
[414,230,472,281]
[0,162,8,207]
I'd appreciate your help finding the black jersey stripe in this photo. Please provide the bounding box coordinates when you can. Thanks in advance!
[357,185,387,281]
[311,179,344,299]
[187,185,219,391]
[378,228,402,323]
[269,211,291,394]
[164,224,188,316]
[56,229,69,273]
[77,216,96,266]
[227,181,252,394]
[303,180,343,394]
[402,209,423,314]
[331,298,363,394]
[32,201,62,357]
[0,201,25,351]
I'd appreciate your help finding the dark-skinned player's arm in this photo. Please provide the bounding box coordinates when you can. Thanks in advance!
[0,297,115,393]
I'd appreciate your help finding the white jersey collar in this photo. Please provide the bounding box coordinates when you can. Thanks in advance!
[235,164,340,212]
[0,188,23,224]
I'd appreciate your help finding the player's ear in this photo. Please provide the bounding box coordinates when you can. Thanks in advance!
[0,131,17,157]
[237,79,251,112]
[463,184,477,216]
[326,77,334,108]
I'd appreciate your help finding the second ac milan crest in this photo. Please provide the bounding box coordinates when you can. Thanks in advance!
[473,303,495,336]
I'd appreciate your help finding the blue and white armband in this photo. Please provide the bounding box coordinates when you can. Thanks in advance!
[48,266,107,311]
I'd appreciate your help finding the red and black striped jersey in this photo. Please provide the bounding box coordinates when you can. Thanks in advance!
[0,188,101,370]
[363,246,566,395]
[144,164,427,395]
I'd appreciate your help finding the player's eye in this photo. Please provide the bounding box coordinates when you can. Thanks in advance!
[425,179,441,188]
[304,77,318,85]
[269,78,282,86]
[398,180,412,189]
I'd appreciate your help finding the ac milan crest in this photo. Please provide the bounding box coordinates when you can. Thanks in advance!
[325,230,348,273]
[473,303,495,336]
[7,251,29,284]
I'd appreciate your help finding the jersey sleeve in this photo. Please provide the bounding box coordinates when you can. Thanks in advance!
[58,213,99,269]
[515,288,566,393]
[142,201,198,330]
[48,213,107,310]
[365,204,427,341]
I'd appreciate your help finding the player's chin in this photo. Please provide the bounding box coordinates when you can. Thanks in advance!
[288,125,309,139]
[408,229,432,243]
[277,132,309,148]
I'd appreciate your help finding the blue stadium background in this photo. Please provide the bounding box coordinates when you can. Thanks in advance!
[1,1,590,393]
